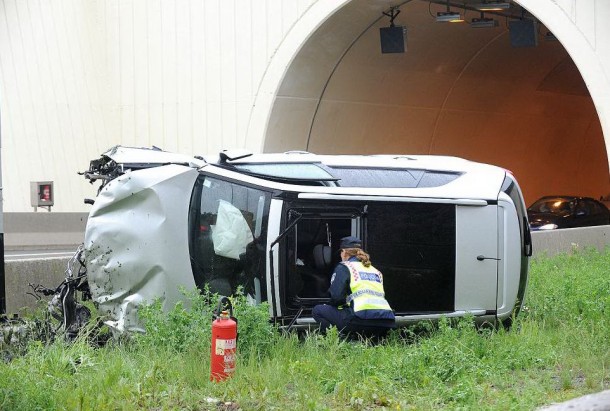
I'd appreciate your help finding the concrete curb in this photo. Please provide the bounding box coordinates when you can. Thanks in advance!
[5,258,70,314]
[537,390,610,410]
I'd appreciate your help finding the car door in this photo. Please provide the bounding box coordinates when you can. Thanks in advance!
[455,204,498,312]
[579,199,609,226]
[573,199,599,227]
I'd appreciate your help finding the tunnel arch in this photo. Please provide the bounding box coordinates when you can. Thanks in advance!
[246,0,610,205]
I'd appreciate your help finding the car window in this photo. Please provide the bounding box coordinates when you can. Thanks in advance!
[587,200,605,214]
[530,198,573,214]
[575,200,589,215]
[189,176,271,302]
[328,167,461,188]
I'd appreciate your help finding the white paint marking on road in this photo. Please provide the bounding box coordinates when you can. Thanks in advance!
[5,251,75,261]
[14,252,73,258]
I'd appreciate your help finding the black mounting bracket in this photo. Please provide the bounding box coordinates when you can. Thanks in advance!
[383,7,401,27]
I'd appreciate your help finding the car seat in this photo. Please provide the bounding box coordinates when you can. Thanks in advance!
[299,244,332,298]
[313,244,332,272]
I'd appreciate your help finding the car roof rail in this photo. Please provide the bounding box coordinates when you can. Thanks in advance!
[284,150,313,155]
[219,149,253,163]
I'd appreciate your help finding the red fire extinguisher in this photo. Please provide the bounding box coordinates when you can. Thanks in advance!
[210,296,238,382]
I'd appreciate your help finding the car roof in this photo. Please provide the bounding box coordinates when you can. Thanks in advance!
[94,146,510,201]
[533,195,596,202]
[205,151,490,174]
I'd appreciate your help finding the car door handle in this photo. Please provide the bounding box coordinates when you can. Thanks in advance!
[477,255,500,261]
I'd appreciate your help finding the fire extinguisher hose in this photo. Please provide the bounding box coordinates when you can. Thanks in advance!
[212,296,238,331]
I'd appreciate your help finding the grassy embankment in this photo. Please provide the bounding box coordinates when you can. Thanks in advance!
[0,249,608,410]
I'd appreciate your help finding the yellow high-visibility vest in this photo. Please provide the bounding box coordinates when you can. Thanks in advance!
[342,260,393,315]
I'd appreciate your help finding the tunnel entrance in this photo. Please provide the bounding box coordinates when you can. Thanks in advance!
[255,0,609,207]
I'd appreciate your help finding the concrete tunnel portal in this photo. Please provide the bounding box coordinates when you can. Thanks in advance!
[252,0,610,206]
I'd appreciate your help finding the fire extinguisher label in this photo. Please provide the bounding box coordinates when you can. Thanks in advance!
[215,338,236,355]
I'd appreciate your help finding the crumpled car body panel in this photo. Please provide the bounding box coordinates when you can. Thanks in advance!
[101,145,206,168]
[84,164,198,333]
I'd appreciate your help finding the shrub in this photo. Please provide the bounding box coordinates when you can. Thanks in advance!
[134,286,277,356]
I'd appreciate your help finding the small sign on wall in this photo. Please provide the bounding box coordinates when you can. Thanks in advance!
[30,181,54,210]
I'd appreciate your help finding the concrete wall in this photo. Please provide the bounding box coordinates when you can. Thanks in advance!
[5,258,70,315]
[531,225,610,258]
[2,0,610,212]
[4,212,88,251]
[3,212,88,313]
[519,0,610,174]
[0,0,316,212]
[258,0,610,207]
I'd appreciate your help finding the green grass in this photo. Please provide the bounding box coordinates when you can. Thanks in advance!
[1,249,608,410]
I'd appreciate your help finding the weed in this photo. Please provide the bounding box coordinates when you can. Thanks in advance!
[0,249,609,410]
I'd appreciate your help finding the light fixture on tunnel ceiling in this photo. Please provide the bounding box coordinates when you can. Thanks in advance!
[473,2,511,11]
[380,6,406,53]
[436,0,463,23]
[436,11,463,22]
[470,12,498,28]
[471,17,498,28]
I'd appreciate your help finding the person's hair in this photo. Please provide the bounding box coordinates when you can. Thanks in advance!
[343,247,371,267]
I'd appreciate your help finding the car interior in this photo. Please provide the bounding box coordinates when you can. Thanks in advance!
[282,201,457,317]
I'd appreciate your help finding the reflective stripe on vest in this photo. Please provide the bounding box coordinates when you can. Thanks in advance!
[346,288,385,304]
[342,261,392,313]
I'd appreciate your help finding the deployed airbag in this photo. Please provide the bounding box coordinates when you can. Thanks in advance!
[212,200,254,260]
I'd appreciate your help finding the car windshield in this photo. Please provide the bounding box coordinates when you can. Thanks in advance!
[529,198,574,214]
[189,175,272,303]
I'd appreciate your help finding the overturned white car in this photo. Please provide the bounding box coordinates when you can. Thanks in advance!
[83,146,531,333]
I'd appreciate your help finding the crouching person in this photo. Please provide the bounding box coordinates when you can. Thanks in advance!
[312,236,395,337]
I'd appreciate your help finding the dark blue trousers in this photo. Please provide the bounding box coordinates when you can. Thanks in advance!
[312,304,396,336]
[312,304,353,333]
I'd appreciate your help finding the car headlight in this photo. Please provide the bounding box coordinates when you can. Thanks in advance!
[538,223,558,230]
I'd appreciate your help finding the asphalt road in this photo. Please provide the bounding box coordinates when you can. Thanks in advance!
[4,249,77,261]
